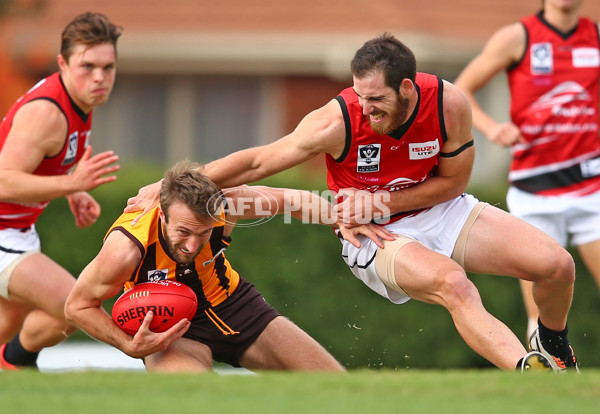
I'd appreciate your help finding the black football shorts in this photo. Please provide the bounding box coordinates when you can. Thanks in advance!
[183,277,280,367]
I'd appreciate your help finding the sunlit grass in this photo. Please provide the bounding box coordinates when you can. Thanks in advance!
[1,368,598,413]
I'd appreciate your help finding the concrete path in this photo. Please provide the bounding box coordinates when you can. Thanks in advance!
[36,341,252,374]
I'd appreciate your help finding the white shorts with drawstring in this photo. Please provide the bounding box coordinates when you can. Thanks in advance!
[339,194,480,304]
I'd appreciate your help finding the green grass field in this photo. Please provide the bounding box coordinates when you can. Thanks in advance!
[1,369,599,413]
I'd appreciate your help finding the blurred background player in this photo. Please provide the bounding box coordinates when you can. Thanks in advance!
[455,0,600,349]
[0,12,121,369]
[65,160,392,372]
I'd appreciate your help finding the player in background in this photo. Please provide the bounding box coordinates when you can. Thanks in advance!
[65,160,393,372]
[0,12,121,370]
[125,33,575,372]
[454,0,600,347]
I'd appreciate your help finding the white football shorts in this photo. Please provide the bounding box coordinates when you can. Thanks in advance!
[0,225,41,299]
[506,186,600,247]
[340,193,480,304]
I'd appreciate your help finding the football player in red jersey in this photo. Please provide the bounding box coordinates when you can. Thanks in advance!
[127,33,576,371]
[0,12,121,370]
[455,0,596,368]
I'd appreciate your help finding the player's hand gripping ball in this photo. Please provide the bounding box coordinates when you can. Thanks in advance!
[112,280,198,335]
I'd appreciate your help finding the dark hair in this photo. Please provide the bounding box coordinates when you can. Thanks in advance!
[160,160,222,222]
[350,32,416,91]
[61,12,123,62]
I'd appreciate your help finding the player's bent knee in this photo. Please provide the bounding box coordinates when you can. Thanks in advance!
[145,338,213,372]
[528,243,575,285]
[551,247,576,284]
[244,316,344,372]
[437,270,479,309]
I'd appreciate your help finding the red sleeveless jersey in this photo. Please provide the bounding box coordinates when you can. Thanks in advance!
[507,12,600,196]
[0,73,93,228]
[327,72,446,222]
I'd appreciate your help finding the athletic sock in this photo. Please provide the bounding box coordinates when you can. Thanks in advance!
[515,357,524,371]
[537,318,572,361]
[3,334,39,368]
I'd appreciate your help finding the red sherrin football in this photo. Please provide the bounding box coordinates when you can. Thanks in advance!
[111,280,198,335]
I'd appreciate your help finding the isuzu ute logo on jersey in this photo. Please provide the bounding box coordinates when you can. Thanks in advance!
[409,140,439,160]
[531,42,553,75]
[357,144,381,172]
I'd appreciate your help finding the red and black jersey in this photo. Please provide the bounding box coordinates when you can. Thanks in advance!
[327,72,447,222]
[507,12,600,196]
[0,73,92,228]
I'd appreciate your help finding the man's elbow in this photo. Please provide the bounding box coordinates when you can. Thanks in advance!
[63,296,81,326]
[63,303,74,323]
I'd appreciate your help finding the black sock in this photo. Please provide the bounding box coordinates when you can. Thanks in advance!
[3,334,39,368]
[537,318,572,361]
[516,357,524,371]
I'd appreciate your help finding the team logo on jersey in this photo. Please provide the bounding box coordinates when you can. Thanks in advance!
[572,47,600,68]
[530,81,592,112]
[531,43,553,75]
[357,144,381,172]
[409,140,439,160]
[62,132,78,165]
[148,269,169,281]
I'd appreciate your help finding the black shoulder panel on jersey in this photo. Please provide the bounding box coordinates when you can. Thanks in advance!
[334,95,352,163]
